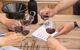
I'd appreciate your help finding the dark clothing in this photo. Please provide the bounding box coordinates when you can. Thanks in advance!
[73,1,80,15]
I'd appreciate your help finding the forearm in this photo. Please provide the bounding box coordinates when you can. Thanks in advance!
[53,0,78,13]
[47,37,67,50]
[50,41,67,50]
[0,14,8,24]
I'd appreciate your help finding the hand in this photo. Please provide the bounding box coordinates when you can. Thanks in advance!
[5,32,16,36]
[3,19,21,30]
[39,7,57,17]
[47,36,61,50]
[47,36,67,50]
[56,22,75,36]
[4,32,23,45]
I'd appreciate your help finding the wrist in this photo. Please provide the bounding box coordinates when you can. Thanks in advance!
[1,18,9,25]
[52,9,58,14]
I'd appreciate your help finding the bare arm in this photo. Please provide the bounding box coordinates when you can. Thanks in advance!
[40,0,78,17]
[0,32,23,46]
[53,0,78,13]
[0,13,8,24]
[0,13,21,30]
[47,37,67,50]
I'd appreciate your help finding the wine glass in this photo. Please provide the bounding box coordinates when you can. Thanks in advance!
[39,15,49,25]
[39,6,56,35]
[19,11,35,36]
[11,11,35,36]
[45,21,56,34]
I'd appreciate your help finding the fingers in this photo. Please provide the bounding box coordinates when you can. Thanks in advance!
[7,38,22,45]
[39,7,50,16]
[47,36,61,49]
[7,19,22,30]
[56,23,71,36]
[5,32,16,36]
[55,24,69,36]
[56,24,64,32]
[12,19,22,26]
[55,25,64,36]
[10,35,23,42]
[58,27,67,35]
[5,33,23,45]
[5,32,23,39]
[40,9,47,16]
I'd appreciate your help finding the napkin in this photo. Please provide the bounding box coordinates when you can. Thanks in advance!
[32,25,57,41]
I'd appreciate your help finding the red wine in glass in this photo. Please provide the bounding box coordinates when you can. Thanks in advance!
[46,28,55,34]
[14,26,30,36]
[14,26,23,33]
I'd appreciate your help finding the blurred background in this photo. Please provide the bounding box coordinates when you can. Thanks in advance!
[0,0,73,14]
[0,0,79,50]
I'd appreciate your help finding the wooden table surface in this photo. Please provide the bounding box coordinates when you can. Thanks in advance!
[0,14,80,50]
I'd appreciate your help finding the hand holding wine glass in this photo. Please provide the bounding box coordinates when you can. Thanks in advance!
[40,11,57,36]
[10,11,35,36]
[45,21,57,37]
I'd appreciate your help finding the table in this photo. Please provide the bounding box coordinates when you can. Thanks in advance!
[0,14,80,50]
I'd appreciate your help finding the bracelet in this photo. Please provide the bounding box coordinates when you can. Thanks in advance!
[74,21,78,28]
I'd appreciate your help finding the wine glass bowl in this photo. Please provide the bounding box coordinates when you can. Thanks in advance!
[46,28,55,34]
[45,21,56,34]
[8,11,35,36]
[14,26,30,36]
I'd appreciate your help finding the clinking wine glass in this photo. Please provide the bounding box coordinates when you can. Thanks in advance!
[14,11,35,36]
[40,15,49,25]
[40,14,56,34]
[45,21,56,34]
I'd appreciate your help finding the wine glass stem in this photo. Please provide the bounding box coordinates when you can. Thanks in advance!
[44,20,49,26]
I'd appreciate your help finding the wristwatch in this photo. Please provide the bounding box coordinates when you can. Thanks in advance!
[74,21,80,28]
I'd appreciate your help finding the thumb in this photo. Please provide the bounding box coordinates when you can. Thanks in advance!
[55,26,64,36]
